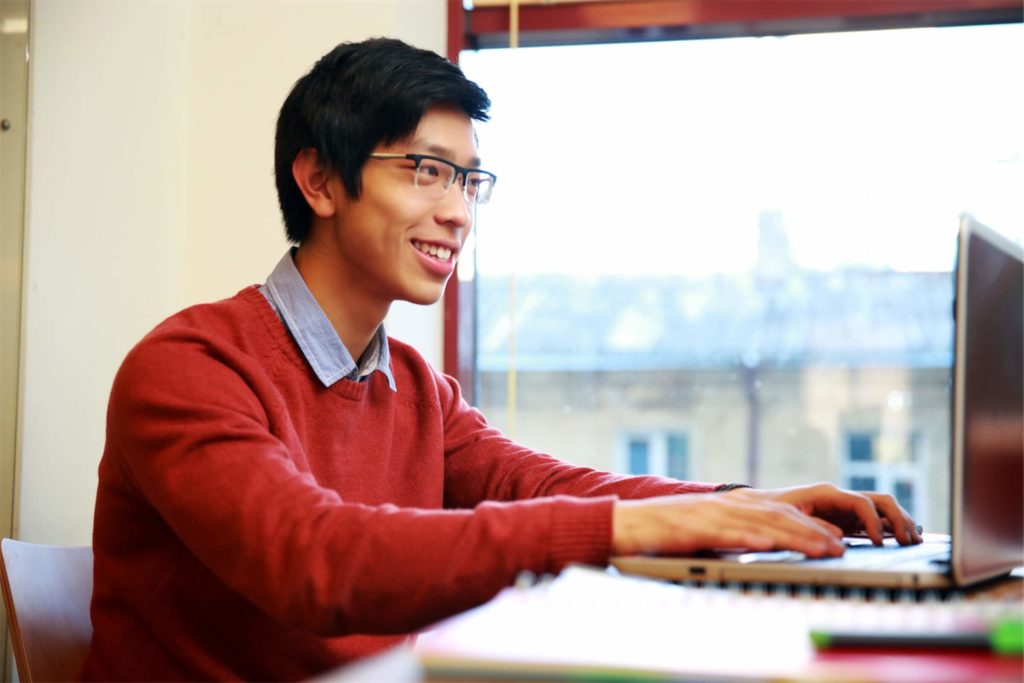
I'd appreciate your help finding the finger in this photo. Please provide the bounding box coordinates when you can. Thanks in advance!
[865,494,911,543]
[866,494,921,545]
[761,523,846,558]
[811,517,845,539]
[740,502,847,557]
[840,492,886,545]
[794,514,846,557]
[793,503,846,540]
[700,495,849,557]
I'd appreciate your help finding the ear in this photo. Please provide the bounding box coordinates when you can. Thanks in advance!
[291,149,340,218]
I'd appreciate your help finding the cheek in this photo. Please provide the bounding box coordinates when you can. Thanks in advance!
[353,199,420,240]
[380,193,435,227]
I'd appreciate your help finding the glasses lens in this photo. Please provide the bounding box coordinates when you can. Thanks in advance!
[414,157,455,190]
[464,172,494,205]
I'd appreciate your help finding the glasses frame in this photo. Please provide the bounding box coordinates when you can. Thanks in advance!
[368,153,497,205]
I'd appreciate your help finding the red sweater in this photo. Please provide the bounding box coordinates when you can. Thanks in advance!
[82,287,720,681]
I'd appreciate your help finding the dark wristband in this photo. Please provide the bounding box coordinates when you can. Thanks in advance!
[716,483,753,492]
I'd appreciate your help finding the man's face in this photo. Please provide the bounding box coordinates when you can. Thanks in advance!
[326,103,479,308]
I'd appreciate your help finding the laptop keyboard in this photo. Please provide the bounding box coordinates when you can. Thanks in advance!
[720,537,952,571]
[810,538,951,570]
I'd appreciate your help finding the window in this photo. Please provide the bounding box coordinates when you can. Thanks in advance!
[844,431,880,493]
[627,438,649,475]
[620,432,690,479]
[850,476,878,492]
[843,431,928,521]
[848,434,874,463]
[460,22,1022,534]
[666,433,688,480]
[894,480,916,515]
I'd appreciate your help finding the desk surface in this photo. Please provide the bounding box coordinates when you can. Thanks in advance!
[322,567,1024,683]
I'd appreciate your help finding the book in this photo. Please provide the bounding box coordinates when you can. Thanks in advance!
[415,565,1024,682]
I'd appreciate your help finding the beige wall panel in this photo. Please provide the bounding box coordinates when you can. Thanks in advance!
[19,0,446,545]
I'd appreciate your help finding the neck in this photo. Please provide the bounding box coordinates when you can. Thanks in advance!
[292,242,390,362]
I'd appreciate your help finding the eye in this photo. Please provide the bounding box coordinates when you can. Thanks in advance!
[465,173,491,199]
[417,158,446,180]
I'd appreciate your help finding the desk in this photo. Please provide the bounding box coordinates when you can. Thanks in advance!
[322,566,1024,683]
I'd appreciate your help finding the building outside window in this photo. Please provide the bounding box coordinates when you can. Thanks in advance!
[461,23,1022,534]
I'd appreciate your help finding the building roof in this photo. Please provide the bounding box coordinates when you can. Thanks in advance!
[476,270,954,371]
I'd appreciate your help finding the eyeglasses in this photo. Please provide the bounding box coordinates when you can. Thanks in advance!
[368,153,497,205]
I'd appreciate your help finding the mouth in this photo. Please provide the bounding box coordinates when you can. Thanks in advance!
[411,239,457,263]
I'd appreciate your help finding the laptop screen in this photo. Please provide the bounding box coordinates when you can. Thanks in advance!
[952,216,1024,585]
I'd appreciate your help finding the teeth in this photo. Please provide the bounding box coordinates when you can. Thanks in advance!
[413,240,453,262]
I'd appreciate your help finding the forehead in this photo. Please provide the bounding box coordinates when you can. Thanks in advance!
[404,104,480,166]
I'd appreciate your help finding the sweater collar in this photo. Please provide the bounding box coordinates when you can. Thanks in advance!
[259,249,397,391]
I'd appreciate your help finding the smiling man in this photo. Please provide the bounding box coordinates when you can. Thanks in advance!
[82,38,919,681]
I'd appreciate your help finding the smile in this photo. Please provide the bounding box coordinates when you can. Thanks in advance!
[412,239,454,262]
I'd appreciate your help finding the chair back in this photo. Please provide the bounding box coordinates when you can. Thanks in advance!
[0,538,93,683]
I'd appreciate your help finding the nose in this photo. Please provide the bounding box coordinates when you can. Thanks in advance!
[434,178,472,232]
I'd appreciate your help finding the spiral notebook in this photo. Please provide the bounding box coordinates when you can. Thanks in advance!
[613,215,1024,590]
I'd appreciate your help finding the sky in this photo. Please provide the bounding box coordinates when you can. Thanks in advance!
[460,23,1023,276]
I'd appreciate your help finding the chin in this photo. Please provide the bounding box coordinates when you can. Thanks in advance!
[403,286,447,307]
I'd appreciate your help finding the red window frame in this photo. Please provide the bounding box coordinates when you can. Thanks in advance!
[442,0,1022,401]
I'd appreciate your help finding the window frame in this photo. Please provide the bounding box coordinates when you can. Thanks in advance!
[461,0,1021,49]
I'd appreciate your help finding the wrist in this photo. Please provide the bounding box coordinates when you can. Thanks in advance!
[611,500,646,556]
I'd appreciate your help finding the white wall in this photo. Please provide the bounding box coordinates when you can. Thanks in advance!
[18,0,446,545]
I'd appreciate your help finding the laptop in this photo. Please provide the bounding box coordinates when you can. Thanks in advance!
[612,215,1024,590]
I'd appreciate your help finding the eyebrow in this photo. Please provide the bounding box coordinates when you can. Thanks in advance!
[410,140,482,169]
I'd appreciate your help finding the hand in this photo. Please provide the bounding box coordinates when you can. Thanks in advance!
[611,482,922,558]
[742,482,923,547]
[612,491,848,558]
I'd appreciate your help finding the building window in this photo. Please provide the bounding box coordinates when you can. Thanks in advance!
[848,434,875,462]
[666,433,689,480]
[894,480,916,514]
[620,432,690,479]
[627,438,650,475]
[844,431,925,520]
[849,475,878,491]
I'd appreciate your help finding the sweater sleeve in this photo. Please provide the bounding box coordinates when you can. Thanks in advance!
[104,329,614,638]
[436,371,722,507]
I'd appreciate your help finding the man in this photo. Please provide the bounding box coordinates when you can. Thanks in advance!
[82,37,919,681]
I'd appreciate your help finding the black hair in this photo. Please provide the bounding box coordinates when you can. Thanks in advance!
[274,37,491,244]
